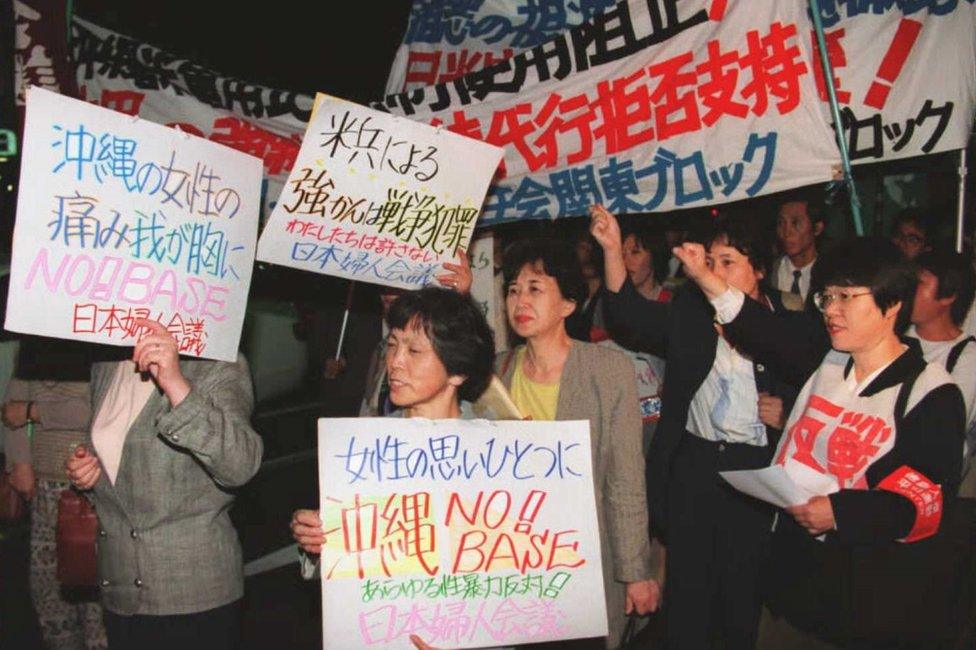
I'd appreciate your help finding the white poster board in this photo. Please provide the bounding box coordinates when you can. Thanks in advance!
[316,417,607,649]
[257,94,504,290]
[6,87,261,362]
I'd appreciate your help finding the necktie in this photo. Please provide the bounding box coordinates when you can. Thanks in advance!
[790,269,802,295]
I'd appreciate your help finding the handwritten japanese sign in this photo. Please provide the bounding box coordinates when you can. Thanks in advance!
[256,95,504,290]
[5,87,261,362]
[317,417,607,649]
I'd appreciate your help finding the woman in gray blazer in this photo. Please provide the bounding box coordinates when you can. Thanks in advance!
[498,239,660,649]
[66,318,263,650]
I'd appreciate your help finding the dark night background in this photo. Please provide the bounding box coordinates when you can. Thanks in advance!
[74,1,414,103]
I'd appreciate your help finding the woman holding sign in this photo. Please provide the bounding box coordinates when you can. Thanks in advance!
[496,238,660,649]
[65,319,263,650]
[291,286,495,558]
[674,237,967,647]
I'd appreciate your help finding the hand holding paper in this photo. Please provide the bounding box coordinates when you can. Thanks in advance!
[719,465,836,509]
[787,496,836,536]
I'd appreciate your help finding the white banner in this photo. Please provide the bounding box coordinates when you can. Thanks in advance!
[375,0,842,224]
[387,0,976,164]
[65,2,976,231]
[810,0,976,163]
[256,95,503,289]
[317,417,607,649]
[5,87,261,362]
[385,0,618,93]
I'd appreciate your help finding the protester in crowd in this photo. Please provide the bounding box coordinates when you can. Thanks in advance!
[661,216,690,289]
[497,237,660,648]
[679,237,966,647]
[891,208,932,260]
[65,319,262,650]
[592,205,799,650]
[907,250,976,495]
[619,222,672,305]
[291,289,494,561]
[591,221,672,454]
[359,255,473,416]
[293,288,495,650]
[3,338,106,649]
[770,192,826,309]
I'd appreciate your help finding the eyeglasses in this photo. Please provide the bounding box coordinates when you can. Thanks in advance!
[813,290,873,312]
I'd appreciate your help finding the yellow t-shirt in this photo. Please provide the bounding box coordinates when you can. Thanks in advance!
[510,348,560,421]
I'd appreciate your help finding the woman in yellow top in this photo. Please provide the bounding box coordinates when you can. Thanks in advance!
[498,238,661,649]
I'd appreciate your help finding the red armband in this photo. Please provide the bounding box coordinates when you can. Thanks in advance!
[877,466,942,542]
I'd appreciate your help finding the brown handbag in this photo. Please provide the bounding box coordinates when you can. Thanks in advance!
[0,471,27,521]
[56,488,98,587]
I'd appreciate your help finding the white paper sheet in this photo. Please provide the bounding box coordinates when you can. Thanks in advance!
[720,465,836,509]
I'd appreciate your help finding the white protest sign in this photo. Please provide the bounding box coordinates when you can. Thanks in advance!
[317,417,607,649]
[257,94,504,290]
[6,87,261,362]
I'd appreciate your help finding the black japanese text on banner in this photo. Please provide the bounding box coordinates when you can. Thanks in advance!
[385,0,619,94]
[373,0,841,224]
[810,1,976,164]
[5,88,262,362]
[256,95,504,290]
[70,16,312,221]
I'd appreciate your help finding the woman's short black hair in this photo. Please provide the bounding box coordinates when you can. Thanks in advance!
[693,215,770,276]
[821,237,918,334]
[386,287,495,402]
[502,238,586,308]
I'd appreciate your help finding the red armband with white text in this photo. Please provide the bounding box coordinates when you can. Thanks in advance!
[877,466,942,543]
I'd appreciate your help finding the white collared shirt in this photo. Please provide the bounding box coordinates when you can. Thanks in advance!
[775,255,815,302]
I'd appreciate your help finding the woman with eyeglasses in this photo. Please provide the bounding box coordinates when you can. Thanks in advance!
[591,206,801,650]
[676,237,966,647]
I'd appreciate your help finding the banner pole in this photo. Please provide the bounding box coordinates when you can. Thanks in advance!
[334,280,356,360]
[957,148,968,254]
[809,0,865,236]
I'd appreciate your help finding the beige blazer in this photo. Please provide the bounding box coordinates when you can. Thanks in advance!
[497,340,655,647]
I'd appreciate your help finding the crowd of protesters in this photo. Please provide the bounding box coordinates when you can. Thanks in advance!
[4,186,976,649]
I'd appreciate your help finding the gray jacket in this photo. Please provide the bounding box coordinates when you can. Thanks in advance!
[498,341,655,648]
[88,355,262,616]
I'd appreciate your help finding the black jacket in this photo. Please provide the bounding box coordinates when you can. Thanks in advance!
[603,281,800,538]
[766,349,966,644]
[718,293,968,644]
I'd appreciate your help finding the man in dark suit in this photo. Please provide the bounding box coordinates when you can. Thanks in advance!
[769,191,826,312]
